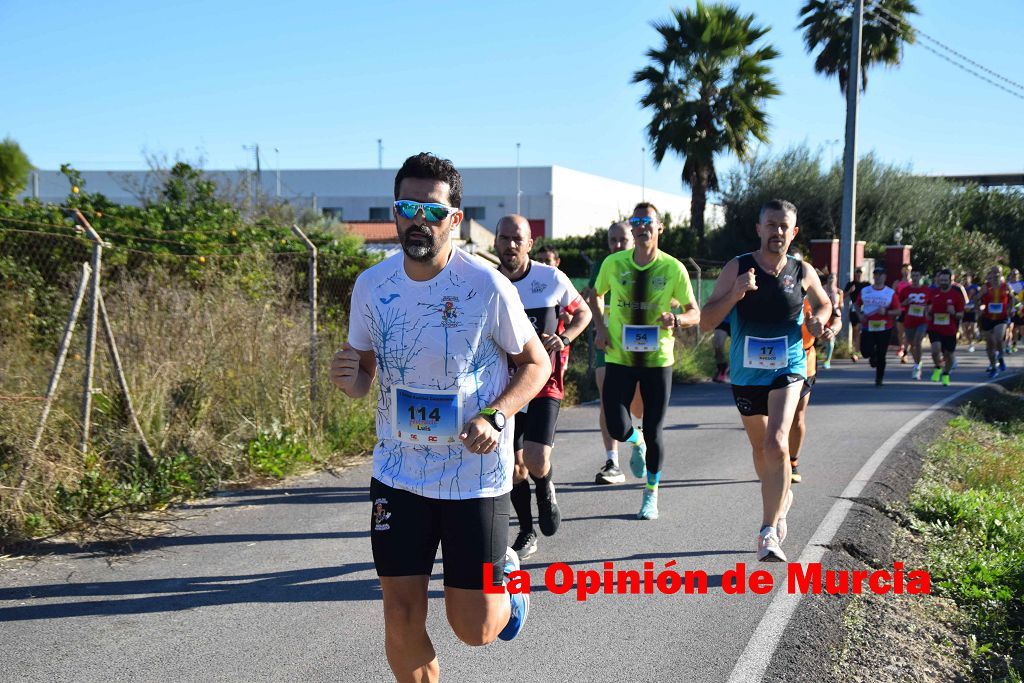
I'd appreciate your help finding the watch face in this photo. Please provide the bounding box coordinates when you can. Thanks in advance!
[493,411,506,430]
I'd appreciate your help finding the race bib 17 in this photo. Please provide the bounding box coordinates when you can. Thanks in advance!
[743,335,788,370]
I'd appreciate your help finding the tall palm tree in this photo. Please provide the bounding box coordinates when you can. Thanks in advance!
[798,0,918,95]
[632,2,780,251]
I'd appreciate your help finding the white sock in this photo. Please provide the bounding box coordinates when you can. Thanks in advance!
[759,525,775,537]
[607,449,619,467]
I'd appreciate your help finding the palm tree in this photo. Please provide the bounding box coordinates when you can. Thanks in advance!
[798,0,918,95]
[632,2,780,251]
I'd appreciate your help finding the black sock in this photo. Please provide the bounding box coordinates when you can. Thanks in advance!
[531,469,552,501]
[716,362,726,373]
[511,480,533,532]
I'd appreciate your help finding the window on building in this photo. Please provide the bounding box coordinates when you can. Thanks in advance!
[369,207,390,220]
[463,206,486,221]
[322,207,343,220]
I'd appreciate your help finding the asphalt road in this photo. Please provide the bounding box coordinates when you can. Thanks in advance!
[0,349,1010,682]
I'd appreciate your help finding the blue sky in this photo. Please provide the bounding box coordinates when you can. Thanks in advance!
[2,1,1021,197]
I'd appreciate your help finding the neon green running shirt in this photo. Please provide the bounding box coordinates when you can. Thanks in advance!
[593,249,694,368]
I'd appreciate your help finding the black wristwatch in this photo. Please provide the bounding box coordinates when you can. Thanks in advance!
[478,408,507,432]
[558,334,571,347]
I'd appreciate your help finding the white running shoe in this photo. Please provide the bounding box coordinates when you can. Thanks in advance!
[757,527,787,562]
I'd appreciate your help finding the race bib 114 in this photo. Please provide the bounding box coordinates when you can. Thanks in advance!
[392,386,462,445]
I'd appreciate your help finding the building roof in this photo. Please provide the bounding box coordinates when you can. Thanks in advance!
[344,221,397,243]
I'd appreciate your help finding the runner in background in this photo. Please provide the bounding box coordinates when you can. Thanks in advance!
[901,267,932,380]
[855,267,902,386]
[584,221,643,485]
[789,277,842,483]
[843,268,868,362]
[820,272,843,369]
[927,268,966,386]
[981,268,1010,377]
[962,273,980,353]
[894,263,913,364]
[713,321,731,382]
[592,203,699,520]
[534,245,560,269]
[496,216,592,560]
[1007,269,1023,353]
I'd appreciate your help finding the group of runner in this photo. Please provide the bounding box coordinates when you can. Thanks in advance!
[329,153,1010,682]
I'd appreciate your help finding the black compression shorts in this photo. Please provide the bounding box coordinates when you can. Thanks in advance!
[513,396,561,450]
[369,478,509,589]
[732,374,806,417]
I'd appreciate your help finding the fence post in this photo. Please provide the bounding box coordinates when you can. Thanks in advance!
[578,251,595,372]
[685,257,702,306]
[291,225,318,427]
[75,210,103,456]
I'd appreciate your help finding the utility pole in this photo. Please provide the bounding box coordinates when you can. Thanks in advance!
[274,147,281,197]
[839,0,863,341]
[516,142,521,215]
[377,139,383,170]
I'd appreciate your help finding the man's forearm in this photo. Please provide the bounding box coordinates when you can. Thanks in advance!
[563,307,592,342]
[489,361,550,416]
[339,369,373,399]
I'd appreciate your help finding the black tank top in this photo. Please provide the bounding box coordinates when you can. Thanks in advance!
[734,253,805,324]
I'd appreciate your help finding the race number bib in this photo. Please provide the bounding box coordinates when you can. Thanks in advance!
[622,325,660,352]
[933,313,951,326]
[743,335,788,370]
[908,304,925,318]
[392,386,461,445]
[868,319,886,332]
[988,303,1004,315]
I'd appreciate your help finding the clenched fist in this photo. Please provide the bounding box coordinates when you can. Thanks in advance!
[330,343,362,392]
[732,268,758,299]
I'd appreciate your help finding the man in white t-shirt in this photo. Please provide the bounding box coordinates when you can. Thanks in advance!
[331,153,550,683]
[495,215,591,560]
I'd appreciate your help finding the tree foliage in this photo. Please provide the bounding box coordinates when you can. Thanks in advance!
[798,0,918,94]
[0,137,33,199]
[632,2,780,251]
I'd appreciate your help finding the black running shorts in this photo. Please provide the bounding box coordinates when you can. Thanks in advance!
[732,374,806,417]
[928,333,957,353]
[981,318,1008,333]
[963,311,977,323]
[512,396,561,451]
[369,478,509,589]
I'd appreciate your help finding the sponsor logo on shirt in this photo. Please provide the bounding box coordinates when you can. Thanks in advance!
[531,280,548,293]
[782,274,796,293]
[379,293,400,305]
[651,275,667,289]
[440,297,460,327]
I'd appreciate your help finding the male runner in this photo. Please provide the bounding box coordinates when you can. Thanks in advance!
[495,215,592,559]
[534,245,560,268]
[700,199,831,561]
[585,221,644,485]
[843,268,868,361]
[900,267,932,380]
[1007,269,1023,353]
[855,267,901,386]
[592,203,699,519]
[927,268,966,385]
[789,271,843,484]
[893,263,911,362]
[331,153,550,682]
[962,273,980,352]
[980,268,1010,377]
[819,272,843,369]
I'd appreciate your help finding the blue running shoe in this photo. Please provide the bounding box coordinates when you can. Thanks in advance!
[988,365,997,378]
[999,356,1007,373]
[498,547,529,641]
[637,489,659,520]
[629,430,647,479]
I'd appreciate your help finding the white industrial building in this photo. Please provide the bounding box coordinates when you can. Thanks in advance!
[21,166,719,239]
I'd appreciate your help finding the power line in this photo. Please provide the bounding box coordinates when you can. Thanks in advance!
[874,8,1024,101]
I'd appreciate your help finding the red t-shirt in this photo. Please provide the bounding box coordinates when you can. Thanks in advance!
[901,285,932,327]
[857,286,900,332]
[982,284,1010,321]
[895,279,913,301]
[928,287,965,335]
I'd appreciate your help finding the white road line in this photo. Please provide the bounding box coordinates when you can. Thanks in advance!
[726,372,1018,683]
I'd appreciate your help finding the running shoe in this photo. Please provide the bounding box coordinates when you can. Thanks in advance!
[822,361,831,370]
[595,459,625,484]
[942,373,951,386]
[637,489,659,520]
[968,344,976,353]
[912,364,922,380]
[790,465,802,484]
[850,354,860,362]
[713,369,727,383]
[756,528,787,562]
[536,480,561,536]
[629,430,647,479]
[987,365,997,378]
[999,356,1007,373]
[931,368,943,382]
[511,530,538,560]
[497,547,530,641]
[777,489,794,543]
[953,357,959,370]
[875,378,883,387]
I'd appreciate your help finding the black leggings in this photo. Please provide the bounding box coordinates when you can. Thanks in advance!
[860,329,893,382]
[602,363,672,475]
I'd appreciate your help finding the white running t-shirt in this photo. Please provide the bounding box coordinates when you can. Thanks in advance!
[348,248,535,500]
